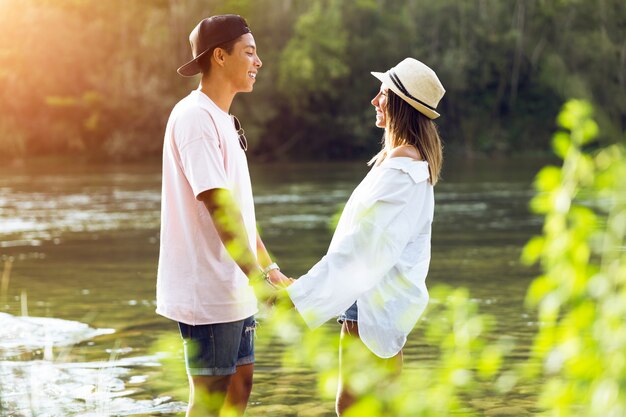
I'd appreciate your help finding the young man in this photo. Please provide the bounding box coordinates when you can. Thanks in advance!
[156,15,291,417]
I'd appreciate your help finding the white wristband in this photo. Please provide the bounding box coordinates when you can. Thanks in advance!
[262,262,280,279]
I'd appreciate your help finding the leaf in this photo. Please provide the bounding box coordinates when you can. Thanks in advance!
[534,165,562,192]
[522,236,545,265]
[580,119,599,145]
[557,100,593,131]
[552,132,572,159]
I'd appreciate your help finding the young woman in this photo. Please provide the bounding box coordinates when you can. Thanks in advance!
[286,57,445,415]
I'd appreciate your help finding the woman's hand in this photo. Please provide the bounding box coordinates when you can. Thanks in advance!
[267,269,294,288]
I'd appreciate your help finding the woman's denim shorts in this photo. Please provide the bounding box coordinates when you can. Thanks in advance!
[177,315,256,376]
[337,301,358,324]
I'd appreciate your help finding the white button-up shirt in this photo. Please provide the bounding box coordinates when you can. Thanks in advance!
[287,157,433,358]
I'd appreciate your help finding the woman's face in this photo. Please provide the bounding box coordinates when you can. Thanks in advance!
[371,84,388,128]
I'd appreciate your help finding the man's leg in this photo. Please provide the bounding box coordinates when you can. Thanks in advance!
[178,318,254,417]
[336,321,403,416]
[187,374,231,417]
[186,365,253,417]
[223,315,256,415]
[225,363,254,414]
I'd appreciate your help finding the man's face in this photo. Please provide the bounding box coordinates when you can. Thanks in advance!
[223,33,262,93]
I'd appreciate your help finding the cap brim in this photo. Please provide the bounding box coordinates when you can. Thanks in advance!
[177,59,202,77]
[177,47,215,77]
[370,71,440,119]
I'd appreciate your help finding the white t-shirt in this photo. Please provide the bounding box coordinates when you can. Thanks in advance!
[287,158,433,358]
[156,89,258,325]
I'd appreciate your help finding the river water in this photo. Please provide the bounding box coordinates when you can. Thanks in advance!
[0,157,549,416]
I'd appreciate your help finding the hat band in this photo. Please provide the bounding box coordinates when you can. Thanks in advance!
[389,70,436,112]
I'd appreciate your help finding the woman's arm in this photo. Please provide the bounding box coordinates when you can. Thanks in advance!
[287,167,429,328]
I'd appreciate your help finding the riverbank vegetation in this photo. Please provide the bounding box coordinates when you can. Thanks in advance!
[521,100,625,416]
[1,0,624,162]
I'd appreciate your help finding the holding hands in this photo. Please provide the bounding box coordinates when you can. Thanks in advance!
[252,263,294,306]
[260,262,294,289]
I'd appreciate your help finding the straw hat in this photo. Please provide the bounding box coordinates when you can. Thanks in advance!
[371,58,445,119]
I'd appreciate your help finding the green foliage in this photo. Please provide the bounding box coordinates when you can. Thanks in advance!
[257,284,506,416]
[148,333,192,406]
[279,0,349,107]
[0,0,624,161]
[523,99,626,416]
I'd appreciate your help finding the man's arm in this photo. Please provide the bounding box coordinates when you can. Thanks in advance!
[198,188,263,279]
[198,188,292,290]
[256,234,293,287]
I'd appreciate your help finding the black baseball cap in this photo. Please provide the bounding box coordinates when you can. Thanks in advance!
[177,14,251,77]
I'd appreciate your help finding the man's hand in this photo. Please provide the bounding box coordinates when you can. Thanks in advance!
[266,269,294,288]
[253,270,294,307]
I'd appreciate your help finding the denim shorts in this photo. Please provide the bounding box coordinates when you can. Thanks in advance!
[177,315,256,376]
[337,301,358,324]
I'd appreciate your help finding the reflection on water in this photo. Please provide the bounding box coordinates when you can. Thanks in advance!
[1,354,186,416]
[0,176,161,248]
[0,158,551,416]
[0,312,113,357]
[0,312,186,415]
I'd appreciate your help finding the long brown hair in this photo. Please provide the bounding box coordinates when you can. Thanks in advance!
[369,89,443,185]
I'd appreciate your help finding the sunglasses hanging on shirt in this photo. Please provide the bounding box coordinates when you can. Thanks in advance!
[232,115,248,152]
